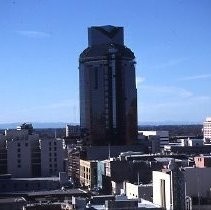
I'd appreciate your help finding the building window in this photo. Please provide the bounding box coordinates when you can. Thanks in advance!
[18,164,21,168]
[161,179,166,208]
[25,143,28,147]
[54,147,57,151]
[17,148,21,152]
[17,154,21,158]
[94,67,98,89]
[17,143,21,147]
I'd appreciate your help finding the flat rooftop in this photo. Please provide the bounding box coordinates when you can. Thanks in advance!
[0,197,26,203]
[27,189,86,197]
[0,176,60,181]
[0,189,87,197]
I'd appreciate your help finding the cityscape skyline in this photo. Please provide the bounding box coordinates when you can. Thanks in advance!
[0,0,211,124]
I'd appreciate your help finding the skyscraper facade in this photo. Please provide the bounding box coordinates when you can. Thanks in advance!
[79,25,137,146]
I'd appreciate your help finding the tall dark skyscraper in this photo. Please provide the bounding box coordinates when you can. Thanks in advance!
[79,25,137,146]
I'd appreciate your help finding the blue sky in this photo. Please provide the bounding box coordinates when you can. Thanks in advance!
[0,0,211,124]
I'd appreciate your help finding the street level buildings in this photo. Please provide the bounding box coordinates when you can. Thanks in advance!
[139,131,169,150]
[79,25,137,146]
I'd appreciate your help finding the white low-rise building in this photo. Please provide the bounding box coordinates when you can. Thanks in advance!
[203,117,211,141]
[187,138,203,146]
[125,182,152,201]
[138,130,169,150]
[153,165,185,210]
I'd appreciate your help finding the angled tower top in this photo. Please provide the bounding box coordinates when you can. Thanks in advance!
[88,25,124,47]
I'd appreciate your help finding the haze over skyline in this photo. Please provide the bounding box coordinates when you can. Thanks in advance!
[0,0,211,124]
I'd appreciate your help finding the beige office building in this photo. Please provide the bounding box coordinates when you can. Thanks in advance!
[79,159,97,188]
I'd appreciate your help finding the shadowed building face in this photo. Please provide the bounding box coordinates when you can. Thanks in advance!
[79,25,137,146]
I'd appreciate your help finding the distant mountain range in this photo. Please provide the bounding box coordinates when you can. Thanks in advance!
[0,121,202,129]
[139,121,202,126]
[0,122,78,129]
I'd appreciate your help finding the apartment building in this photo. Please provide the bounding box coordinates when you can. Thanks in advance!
[0,124,66,177]
[40,138,65,177]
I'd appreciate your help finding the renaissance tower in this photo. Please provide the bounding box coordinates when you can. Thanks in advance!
[79,25,137,146]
